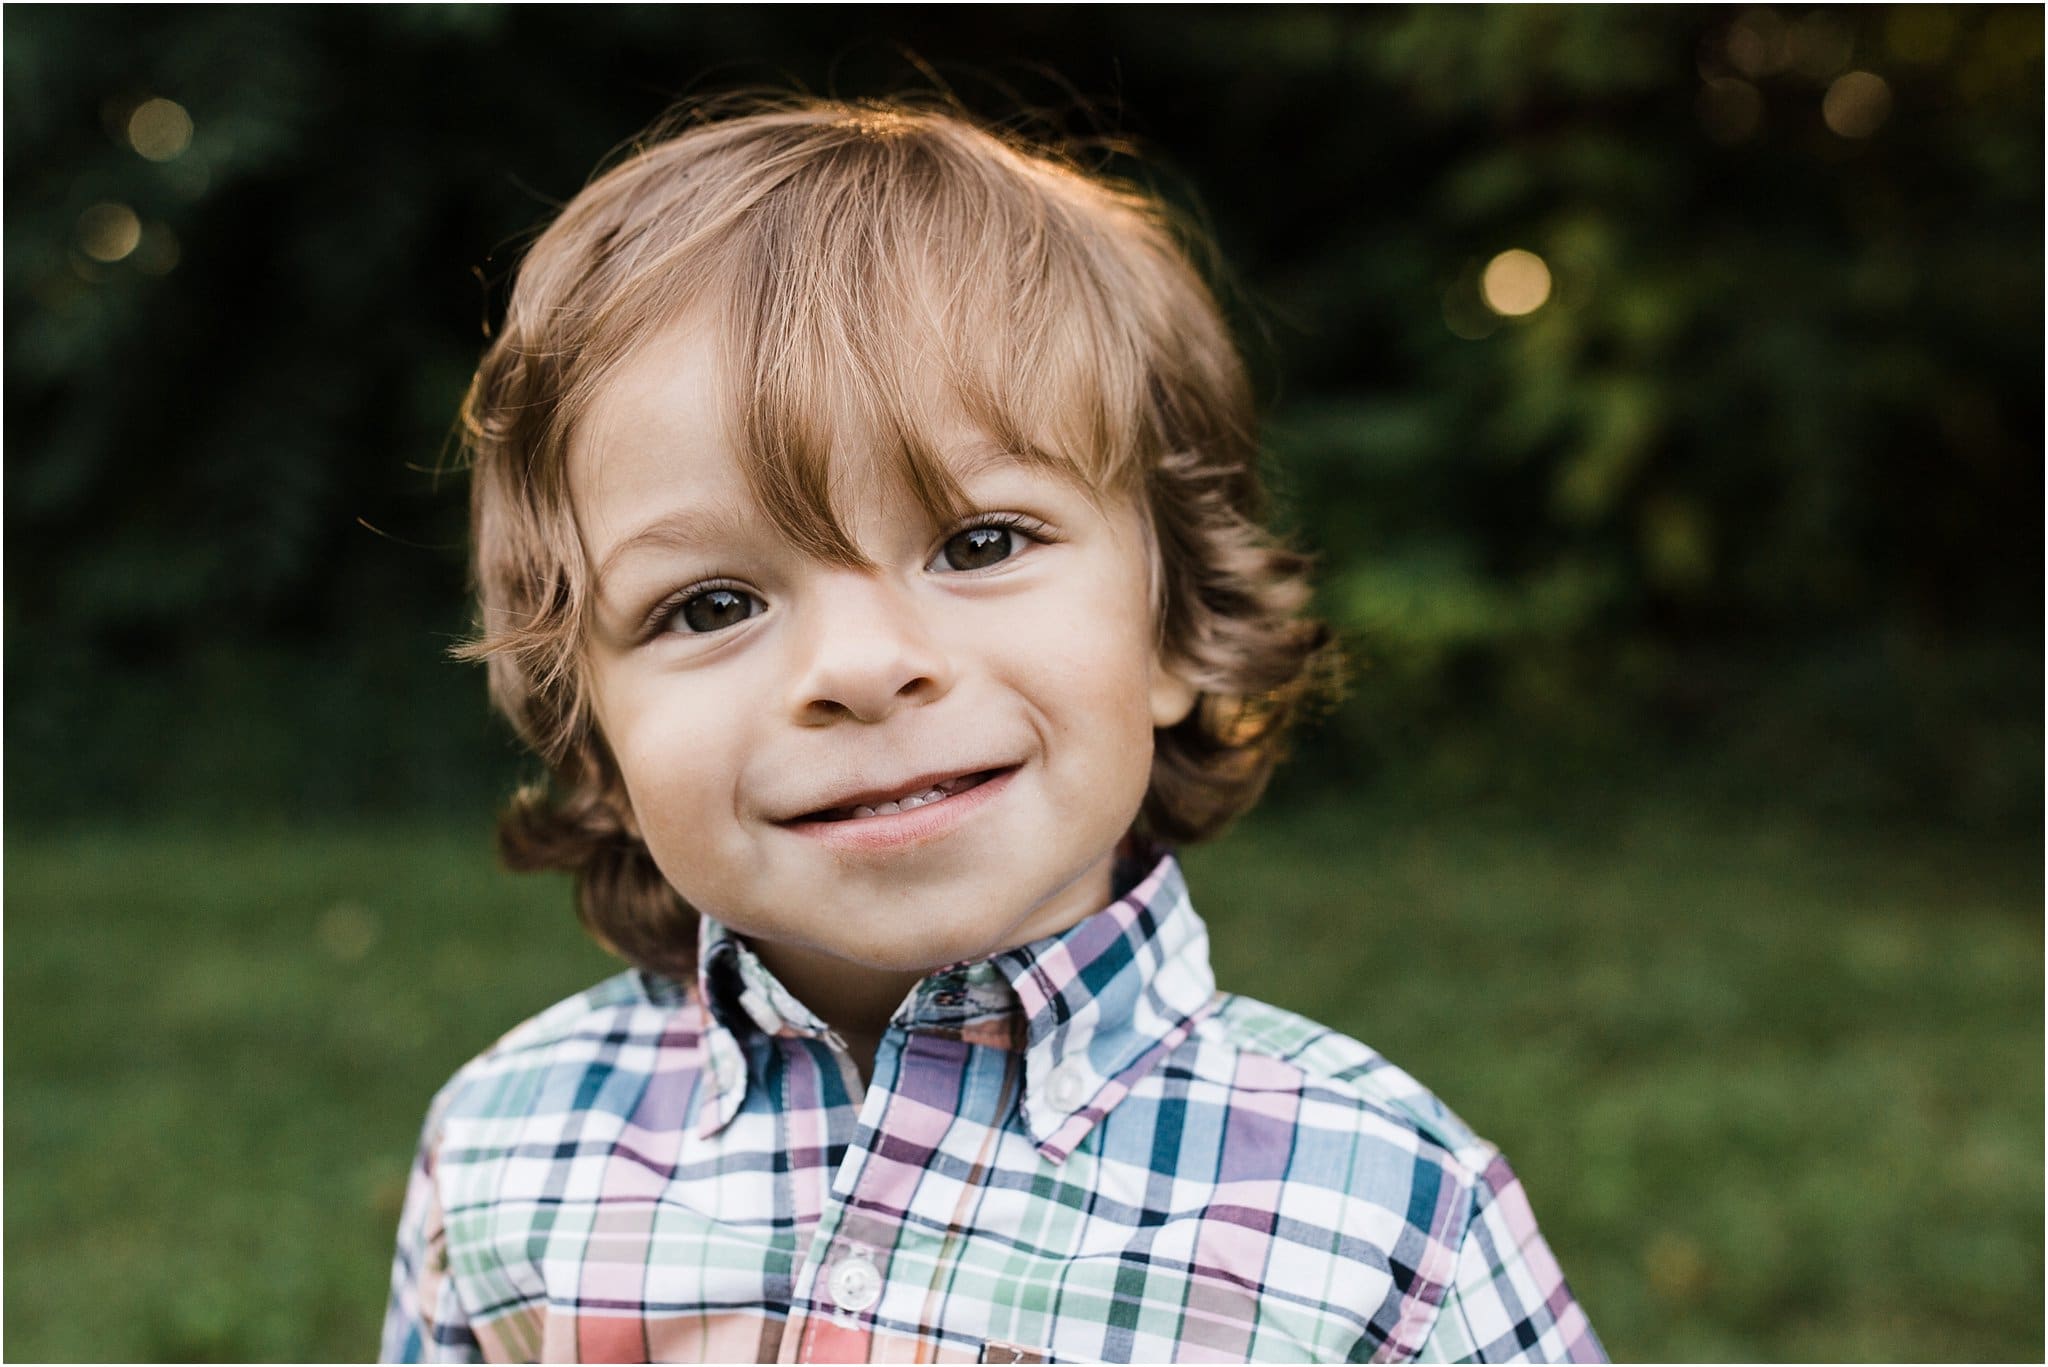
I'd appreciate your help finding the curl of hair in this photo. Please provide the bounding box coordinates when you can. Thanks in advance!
[1140,443,1337,843]
[496,757,699,977]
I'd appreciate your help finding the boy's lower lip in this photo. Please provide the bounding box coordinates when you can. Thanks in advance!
[780,765,1019,853]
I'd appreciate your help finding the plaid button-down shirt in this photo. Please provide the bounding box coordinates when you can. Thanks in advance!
[383,852,1604,1363]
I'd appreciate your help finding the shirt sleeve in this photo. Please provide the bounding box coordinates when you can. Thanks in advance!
[1411,1151,1606,1363]
[381,1100,482,1363]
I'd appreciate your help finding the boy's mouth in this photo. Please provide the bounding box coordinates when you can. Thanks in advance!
[793,766,1010,823]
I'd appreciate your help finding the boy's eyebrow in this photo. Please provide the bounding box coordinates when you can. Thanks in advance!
[592,446,1059,589]
[951,442,1058,484]
[593,504,753,588]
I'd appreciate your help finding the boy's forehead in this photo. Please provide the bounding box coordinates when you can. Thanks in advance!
[567,316,1098,556]
[568,317,729,499]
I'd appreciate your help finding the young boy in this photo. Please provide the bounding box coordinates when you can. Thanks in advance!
[384,98,1604,1364]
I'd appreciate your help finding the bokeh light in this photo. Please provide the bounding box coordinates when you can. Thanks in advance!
[126,97,193,162]
[77,202,142,262]
[1481,249,1552,317]
[1823,70,1893,138]
[317,902,381,963]
[1726,7,1792,77]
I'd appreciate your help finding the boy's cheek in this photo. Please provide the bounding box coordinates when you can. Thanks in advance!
[604,706,734,833]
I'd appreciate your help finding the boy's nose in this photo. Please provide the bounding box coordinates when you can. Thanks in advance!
[786,571,956,725]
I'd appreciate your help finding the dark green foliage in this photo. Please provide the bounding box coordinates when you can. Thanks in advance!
[4,6,2039,826]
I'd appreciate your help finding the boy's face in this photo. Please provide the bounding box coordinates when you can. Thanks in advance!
[570,319,1197,996]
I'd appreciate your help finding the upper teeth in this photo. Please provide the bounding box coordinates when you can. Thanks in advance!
[851,786,947,819]
[835,773,983,820]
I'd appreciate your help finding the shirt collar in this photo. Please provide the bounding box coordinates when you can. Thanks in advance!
[688,845,1218,1161]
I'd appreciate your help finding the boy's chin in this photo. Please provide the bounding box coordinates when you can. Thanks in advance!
[834,925,1019,976]
[832,900,1094,975]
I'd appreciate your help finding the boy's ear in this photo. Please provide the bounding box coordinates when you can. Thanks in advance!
[604,785,644,840]
[1149,657,1199,729]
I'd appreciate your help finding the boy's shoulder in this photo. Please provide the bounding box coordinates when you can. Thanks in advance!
[1191,990,1500,1176]
[423,968,692,1126]
[493,966,677,1048]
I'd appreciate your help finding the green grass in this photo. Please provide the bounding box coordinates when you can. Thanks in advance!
[6,799,2040,1361]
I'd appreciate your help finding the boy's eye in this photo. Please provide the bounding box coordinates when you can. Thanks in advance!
[669,586,763,634]
[935,524,1019,572]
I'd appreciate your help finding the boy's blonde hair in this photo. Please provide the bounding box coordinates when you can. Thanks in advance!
[458,96,1332,976]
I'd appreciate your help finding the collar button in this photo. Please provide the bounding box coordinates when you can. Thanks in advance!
[1042,1059,1091,1114]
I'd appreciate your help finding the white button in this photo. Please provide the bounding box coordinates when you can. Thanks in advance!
[829,1251,880,1312]
[1043,1060,1091,1114]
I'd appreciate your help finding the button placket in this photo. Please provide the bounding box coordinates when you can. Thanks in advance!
[787,1024,915,1347]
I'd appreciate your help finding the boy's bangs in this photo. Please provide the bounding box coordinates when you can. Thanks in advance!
[710,127,1159,565]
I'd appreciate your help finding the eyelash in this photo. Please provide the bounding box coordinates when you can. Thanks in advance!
[641,576,755,641]
[640,512,1056,640]
[930,511,1049,572]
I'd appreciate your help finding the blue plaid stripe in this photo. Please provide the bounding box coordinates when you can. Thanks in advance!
[384,853,1603,1362]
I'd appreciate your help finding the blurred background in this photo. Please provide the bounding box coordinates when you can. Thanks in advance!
[4,5,2039,1361]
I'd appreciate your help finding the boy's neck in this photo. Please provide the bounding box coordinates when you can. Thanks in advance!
[735,853,1128,1082]
[746,938,925,1083]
